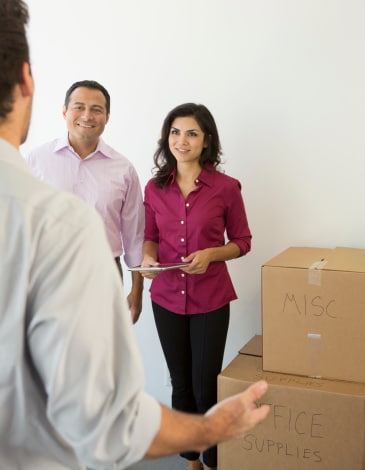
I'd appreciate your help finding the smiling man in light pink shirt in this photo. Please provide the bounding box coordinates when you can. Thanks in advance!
[26,80,144,323]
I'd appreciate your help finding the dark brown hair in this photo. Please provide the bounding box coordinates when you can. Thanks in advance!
[0,0,30,121]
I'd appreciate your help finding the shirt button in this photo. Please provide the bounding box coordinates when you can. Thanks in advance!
[181,273,185,277]
[180,256,184,261]
[181,238,185,242]
[180,220,184,224]
[181,290,185,295]
[186,203,190,207]
[195,179,199,183]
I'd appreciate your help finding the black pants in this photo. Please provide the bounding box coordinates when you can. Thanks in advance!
[152,301,230,468]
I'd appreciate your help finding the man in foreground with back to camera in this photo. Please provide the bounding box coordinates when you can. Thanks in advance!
[0,1,270,469]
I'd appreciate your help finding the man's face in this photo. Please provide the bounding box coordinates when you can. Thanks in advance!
[63,86,109,145]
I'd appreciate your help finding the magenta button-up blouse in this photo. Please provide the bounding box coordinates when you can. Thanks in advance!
[144,165,252,314]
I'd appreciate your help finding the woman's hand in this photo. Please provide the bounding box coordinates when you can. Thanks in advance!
[182,243,240,275]
[141,255,160,279]
[182,249,212,274]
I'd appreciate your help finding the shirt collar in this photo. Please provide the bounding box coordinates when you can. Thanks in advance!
[54,134,114,159]
[168,163,216,187]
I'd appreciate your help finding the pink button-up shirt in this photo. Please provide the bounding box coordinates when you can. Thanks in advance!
[144,165,252,314]
[26,136,144,267]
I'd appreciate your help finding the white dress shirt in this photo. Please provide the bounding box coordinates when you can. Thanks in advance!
[0,138,160,469]
[26,136,144,265]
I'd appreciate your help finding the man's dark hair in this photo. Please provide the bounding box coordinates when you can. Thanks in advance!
[64,80,111,114]
[0,0,30,121]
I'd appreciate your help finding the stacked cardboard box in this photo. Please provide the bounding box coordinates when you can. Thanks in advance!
[218,247,365,469]
[261,246,365,383]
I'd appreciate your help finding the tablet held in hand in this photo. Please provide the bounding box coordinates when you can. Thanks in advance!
[128,262,190,272]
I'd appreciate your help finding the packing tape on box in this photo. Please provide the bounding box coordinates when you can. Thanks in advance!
[308,259,328,286]
[307,332,321,378]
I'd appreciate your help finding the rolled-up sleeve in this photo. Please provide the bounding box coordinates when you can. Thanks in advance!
[224,178,251,256]
[120,165,145,268]
[143,182,160,243]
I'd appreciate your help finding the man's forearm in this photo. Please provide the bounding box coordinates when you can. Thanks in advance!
[144,381,270,459]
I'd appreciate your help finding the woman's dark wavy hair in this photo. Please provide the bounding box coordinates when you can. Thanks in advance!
[0,0,29,122]
[153,103,223,188]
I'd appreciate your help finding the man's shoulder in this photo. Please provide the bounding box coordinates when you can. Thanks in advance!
[43,188,103,233]
[28,172,99,224]
[2,157,103,237]
[35,188,105,249]
[99,140,135,165]
[26,137,64,161]
[100,142,142,186]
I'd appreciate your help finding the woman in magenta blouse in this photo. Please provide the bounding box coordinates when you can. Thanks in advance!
[141,103,252,470]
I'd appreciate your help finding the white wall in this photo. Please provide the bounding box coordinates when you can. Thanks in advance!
[23,0,365,405]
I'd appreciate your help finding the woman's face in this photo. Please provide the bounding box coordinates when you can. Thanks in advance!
[168,116,207,165]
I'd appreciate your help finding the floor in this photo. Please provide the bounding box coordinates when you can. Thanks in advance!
[126,454,187,469]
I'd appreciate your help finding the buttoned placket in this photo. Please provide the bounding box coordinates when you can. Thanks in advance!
[175,181,202,312]
[176,196,188,306]
[74,153,95,199]
[73,157,85,196]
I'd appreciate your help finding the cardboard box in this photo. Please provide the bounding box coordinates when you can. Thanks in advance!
[261,246,365,383]
[218,336,365,470]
